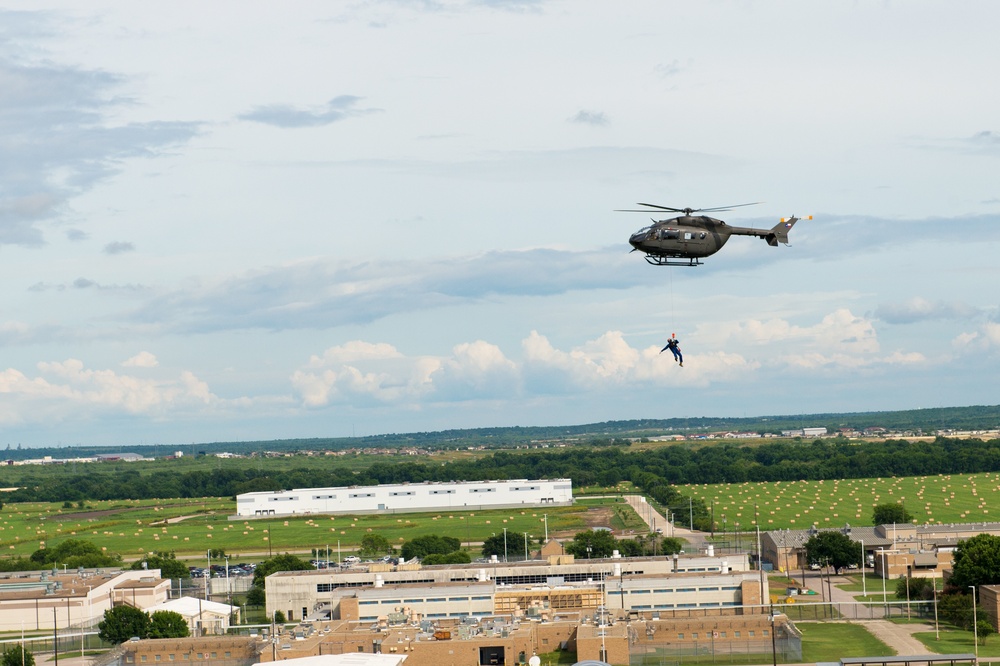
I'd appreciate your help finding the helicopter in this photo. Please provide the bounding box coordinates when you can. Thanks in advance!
[620,202,809,266]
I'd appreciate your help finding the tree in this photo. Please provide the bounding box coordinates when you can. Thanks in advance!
[564,530,618,559]
[872,503,913,525]
[803,531,860,572]
[949,534,1000,589]
[273,610,287,623]
[482,531,530,560]
[616,538,644,558]
[245,586,265,606]
[978,619,995,645]
[895,575,933,601]
[98,606,151,645]
[147,611,190,639]
[422,551,472,565]
[29,538,121,569]
[131,552,190,579]
[660,537,684,556]
[250,554,313,605]
[938,591,975,630]
[401,535,462,561]
[359,533,392,558]
[1,646,34,666]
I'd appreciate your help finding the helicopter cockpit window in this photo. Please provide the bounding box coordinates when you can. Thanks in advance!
[699,232,706,239]
[684,232,694,240]
[659,229,679,240]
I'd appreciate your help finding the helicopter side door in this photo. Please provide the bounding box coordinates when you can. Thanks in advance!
[679,229,711,257]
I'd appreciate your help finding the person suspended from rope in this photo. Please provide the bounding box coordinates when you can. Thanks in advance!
[660,335,683,367]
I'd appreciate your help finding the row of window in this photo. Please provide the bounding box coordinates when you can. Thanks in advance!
[268,486,556,501]
[125,653,233,663]
[630,601,741,609]
[360,611,492,622]
[359,595,492,605]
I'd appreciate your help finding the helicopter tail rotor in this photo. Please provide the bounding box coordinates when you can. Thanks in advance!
[766,215,811,246]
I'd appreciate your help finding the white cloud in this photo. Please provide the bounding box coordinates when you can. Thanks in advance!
[0,358,224,424]
[122,351,159,368]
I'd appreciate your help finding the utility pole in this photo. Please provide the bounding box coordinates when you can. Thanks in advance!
[52,607,58,666]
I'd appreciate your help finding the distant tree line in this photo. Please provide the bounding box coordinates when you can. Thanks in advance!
[4,404,999,460]
[6,438,1000,528]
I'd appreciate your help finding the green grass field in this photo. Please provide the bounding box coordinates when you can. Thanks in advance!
[686,472,1000,529]
[6,465,1000,565]
[912,629,1000,657]
[798,622,895,661]
[0,496,622,562]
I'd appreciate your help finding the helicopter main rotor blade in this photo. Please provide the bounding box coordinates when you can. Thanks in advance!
[695,201,764,213]
[635,203,686,212]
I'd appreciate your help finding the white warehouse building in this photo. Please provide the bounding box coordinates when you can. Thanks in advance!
[235,479,573,517]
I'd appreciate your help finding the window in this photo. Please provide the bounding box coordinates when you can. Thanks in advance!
[763,630,769,637]
[169,656,175,662]
[224,654,231,659]
[141,657,147,663]
[349,493,374,498]
[430,490,456,495]
[734,631,741,638]
[155,657,161,662]
[677,633,684,639]
[719,632,726,638]
[390,491,414,497]
[470,488,496,493]
[125,658,134,664]
[692,633,698,639]
[210,654,217,659]
[312,494,336,500]
[748,631,755,637]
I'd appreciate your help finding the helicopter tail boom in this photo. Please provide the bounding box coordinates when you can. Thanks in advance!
[764,215,810,246]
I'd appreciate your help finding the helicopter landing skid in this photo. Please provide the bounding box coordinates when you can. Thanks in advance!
[644,255,703,267]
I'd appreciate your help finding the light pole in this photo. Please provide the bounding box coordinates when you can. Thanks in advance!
[769,606,777,666]
[225,556,231,610]
[904,557,911,620]
[970,585,979,659]
[861,537,866,598]
[933,584,939,640]
[503,528,508,563]
[880,550,888,613]
[524,533,529,561]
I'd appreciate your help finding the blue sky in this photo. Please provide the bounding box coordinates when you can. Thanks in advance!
[1,1,998,446]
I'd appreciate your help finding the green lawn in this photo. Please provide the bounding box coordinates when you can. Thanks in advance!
[686,473,1000,529]
[798,622,895,661]
[0,497,629,562]
[913,629,1000,657]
